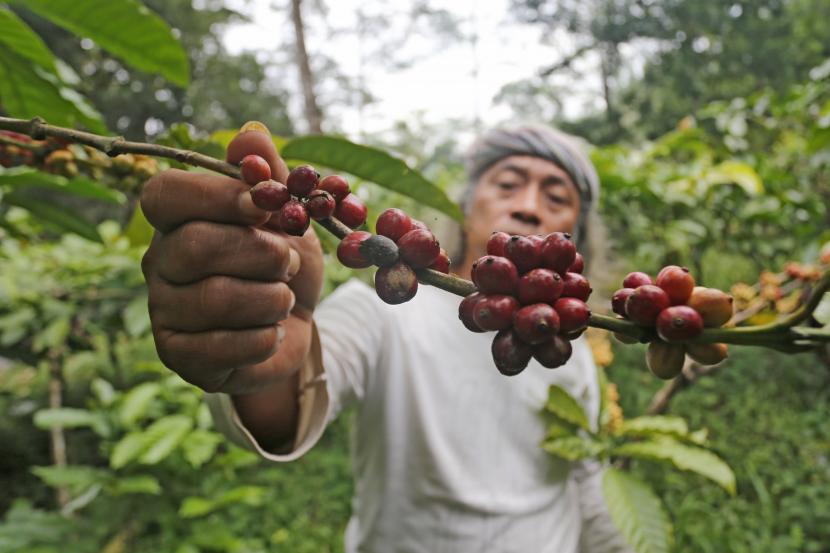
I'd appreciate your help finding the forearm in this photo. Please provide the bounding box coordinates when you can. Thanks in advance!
[231,370,300,452]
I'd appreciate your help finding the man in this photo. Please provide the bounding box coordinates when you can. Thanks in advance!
[140,121,631,552]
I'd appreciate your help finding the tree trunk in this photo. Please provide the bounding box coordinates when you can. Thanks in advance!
[290,0,323,134]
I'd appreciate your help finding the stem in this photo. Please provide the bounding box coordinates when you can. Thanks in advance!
[47,350,70,509]
[2,116,829,351]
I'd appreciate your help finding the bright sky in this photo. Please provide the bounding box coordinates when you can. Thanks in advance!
[223,0,603,140]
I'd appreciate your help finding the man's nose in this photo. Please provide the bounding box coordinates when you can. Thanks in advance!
[510,186,541,224]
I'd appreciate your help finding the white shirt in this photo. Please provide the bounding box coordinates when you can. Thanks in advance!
[207,279,632,553]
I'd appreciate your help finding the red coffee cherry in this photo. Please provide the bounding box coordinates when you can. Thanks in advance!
[459,292,486,333]
[286,165,319,197]
[473,294,520,331]
[656,306,704,342]
[336,231,373,269]
[656,265,695,305]
[375,261,418,304]
[411,219,429,231]
[491,329,533,376]
[398,229,440,269]
[318,174,350,201]
[646,341,686,380]
[487,231,511,257]
[561,272,592,301]
[513,303,560,344]
[250,180,290,211]
[239,154,271,185]
[553,297,590,333]
[625,285,671,325]
[686,287,734,327]
[505,235,542,274]
[473,255,519,295]
[376,208,414,243]
[623,272,653,289]
[278,200,310,236]
[540,232,576,274]
[334,193,368,229]
[305,189,336,219]
[611,288,635,317]
[429,248,450,274]
[533,335,573,369]
[517,268,563,305]
[568,253,584,274]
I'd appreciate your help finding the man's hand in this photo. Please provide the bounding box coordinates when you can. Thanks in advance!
[140,124,324,395]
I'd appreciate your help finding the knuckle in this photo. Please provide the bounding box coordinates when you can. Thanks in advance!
[139,171,168,219]
[172,221,214,267]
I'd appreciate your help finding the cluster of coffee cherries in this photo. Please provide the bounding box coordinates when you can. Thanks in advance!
[337,208,449,305]
[240,155,367,235]
[611,267,734,379]
[459,231,590,376]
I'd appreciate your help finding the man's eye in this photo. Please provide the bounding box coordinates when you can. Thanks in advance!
[498,182,517,190]
[547,193,569,205]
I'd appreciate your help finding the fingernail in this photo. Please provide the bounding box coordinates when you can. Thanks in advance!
[286,248,301,280]
[240,121,270,134]
[277,323,286,344]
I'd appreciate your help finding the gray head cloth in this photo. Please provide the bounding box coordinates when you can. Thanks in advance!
[462,124,600,256]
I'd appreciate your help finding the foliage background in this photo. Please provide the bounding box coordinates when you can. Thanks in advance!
[1,0,829,551]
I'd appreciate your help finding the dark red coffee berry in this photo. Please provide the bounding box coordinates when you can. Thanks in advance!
[305,189,336,219]
[278,200,310,236]
[473,255,519,295]
[625,284,671,326]
[318,175,350,201]
[286,165,319,197]
[533,335,573,369]
[429,248,450,273]
[335,193,368,229]
[473,294,520,331]
[540,232,576,274]
[517,268,563,305]
[487,231,511,257]
[398,229,440,269]
[656,305,704,342]
[336,231,373,269]
[611,288,635,317]
[376,208,413,243]
[513,303,560,344]
[655,265,695,305]
[411,219,429,231]
[568,253,584,274]
[623,272,652,289]
[239,154,271,185]
[553,297,591,333]
[459,292,486,332]
[491,329,533,376]
[250,180,290,211]
[505,235,542,274]
[375,261,418,304]
[561,272,592,301]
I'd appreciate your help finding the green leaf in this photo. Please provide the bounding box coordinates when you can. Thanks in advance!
[4,190,101,242]
[542,436,605,461]
[34,408,107,435]
[0,166,125,204]
[31,465,104,493]
[703,161,763,195]
[613,438,736,494]
[122,294,151,337]
[124,204,155,247]
[619,416,690,438]
[31,315,70,353]
[14,0,190,87]
[139,415,193,464]
[110,432,148,469]
[0,7,57,71]
[118,382,161,427]
[179,497,217,518]
[602,468,673,553]
[109,475,161,495]
[544,385,590,431]
[813,292,830,326]
[0,46,104,130]
[182,429,223,468]
[281,136,463,222]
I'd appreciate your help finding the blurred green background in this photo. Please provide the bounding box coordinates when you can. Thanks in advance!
[1,0,829,551]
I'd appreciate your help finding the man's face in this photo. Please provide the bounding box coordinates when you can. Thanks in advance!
[464,155,582,258]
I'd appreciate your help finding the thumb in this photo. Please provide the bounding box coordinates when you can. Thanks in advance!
[226,121,289,185]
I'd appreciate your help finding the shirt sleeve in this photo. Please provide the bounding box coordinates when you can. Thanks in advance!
[204,278,385,461]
